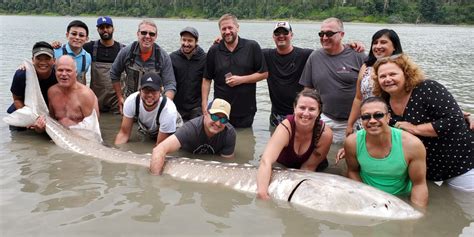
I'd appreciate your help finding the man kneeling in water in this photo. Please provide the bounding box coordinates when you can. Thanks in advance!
[344,97,428,207]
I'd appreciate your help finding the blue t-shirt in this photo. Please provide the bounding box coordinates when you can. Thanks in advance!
[10,68,57,106]
[54,43,92,77]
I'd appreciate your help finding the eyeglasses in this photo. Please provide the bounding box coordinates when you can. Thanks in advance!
[273,30,289,37]
[70,32,87,38]
[210,114,228,124]
[139,31,157,37]
[360,112,387,121]
[318,31,340,38]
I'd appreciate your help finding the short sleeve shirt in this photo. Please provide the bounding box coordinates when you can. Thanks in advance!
[123,92,178,134]
[10,69,57,106]
[174,116,236,156]
[54,43,92,77]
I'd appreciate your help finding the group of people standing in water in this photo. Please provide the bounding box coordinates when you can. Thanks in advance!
[7,13,473,209]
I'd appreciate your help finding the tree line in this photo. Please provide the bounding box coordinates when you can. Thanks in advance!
[1,0,473,24]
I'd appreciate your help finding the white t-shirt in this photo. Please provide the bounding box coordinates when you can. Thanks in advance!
[123,92,178,134]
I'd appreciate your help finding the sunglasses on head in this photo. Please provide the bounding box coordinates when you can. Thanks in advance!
[360,112,387,121]
[139,31,156,37]
[273,30,289,37]
[210,114,228,124]
[318,31,340,38]
[70,32,87,38]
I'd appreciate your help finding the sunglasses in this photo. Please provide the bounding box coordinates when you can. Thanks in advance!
[70,32,87,38]
[318,31,340,38]
[360,112,387,121]
[273,30,290,37]
[210,114,228,124]
[139,31,156,37]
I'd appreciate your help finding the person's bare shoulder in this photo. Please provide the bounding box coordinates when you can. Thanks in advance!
[401,130,425,160]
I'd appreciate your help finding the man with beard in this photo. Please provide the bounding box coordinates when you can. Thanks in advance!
[150,98,236,175]
[83,16,125,113]
[170,27,206,121]
[115,72,181,145]
[54,20,92,85]
[111,19,176,114]
[202,13,268,128]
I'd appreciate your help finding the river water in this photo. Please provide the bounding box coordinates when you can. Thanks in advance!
[0,15,473,236]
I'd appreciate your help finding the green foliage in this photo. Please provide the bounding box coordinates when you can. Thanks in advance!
[0,0,471,24]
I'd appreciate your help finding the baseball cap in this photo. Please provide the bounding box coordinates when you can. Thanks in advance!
[32,41,54,59]
[139,72,163,91]
[207,98,231,119]
[180,26,199,40]
[97,16,113,27]
[273,21,292,32]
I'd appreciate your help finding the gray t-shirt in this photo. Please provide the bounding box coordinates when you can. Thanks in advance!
[299,47,365,120]
[175,116,236,156]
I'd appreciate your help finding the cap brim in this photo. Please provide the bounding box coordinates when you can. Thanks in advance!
[208,109,229,119]
[97,23,113,27]
[139,83,161,91]
[33,52,54,58]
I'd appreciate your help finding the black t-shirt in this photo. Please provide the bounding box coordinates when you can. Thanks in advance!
[204,37,267,118]
[83,40,123,63]
[263,47,313,116]
[170,46,206,112]
[10,69,57,106]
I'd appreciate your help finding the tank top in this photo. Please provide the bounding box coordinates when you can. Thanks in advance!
[356,127,412,196]
[276,115,324,169]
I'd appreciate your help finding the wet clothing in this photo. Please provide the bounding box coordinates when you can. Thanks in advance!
[263,47,313,124]
[170,46,206,120]
[9,68,57,110]
[110,41,176,98]
[83,40,124,112]
[276,115,327,170]
[299,47,365,120]
[204,37,267,128]
[174,116,236,156]
[388,80,473,181]
[123,91,178,137]
[356,127,412,196]
[54,43,91,84]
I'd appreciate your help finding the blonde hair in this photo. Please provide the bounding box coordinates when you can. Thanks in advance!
[372,53,425,97]
[218,13,239,28]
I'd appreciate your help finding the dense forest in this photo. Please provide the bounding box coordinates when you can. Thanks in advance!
[1,0,473,24]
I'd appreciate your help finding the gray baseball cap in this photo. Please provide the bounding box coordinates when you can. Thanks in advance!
[180,26,199,40]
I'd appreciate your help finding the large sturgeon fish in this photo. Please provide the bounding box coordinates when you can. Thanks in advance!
[3,61,423,224]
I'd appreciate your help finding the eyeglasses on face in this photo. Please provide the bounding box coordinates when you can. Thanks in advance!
[360,112,387,121]
[70,32,87,38]
[273,30,289,37]
[210,114,228,124]
[139,31,156,37]
[318,31,340,38]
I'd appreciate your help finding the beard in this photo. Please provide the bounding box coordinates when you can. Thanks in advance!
[99,32,113,41]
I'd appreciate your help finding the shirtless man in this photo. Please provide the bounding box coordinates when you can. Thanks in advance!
[35,55,99,130]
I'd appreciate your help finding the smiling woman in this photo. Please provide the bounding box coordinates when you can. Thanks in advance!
[373,53,474,191]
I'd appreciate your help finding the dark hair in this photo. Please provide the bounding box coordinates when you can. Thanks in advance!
[293,88,324,144]
[32,41,53,51]
[365,29,403,67]
[360,96,389,112]
[67,20,89,36]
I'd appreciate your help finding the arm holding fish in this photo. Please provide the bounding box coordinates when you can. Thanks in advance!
[344,133,362,182]
[201,78,212,116]
[114,116,134,145]
[150,135,182,175]
[300,125,333,171]
[257,120,291,200]
[404,132,428,208]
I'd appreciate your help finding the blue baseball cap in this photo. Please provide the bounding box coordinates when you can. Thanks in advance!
[97,16,113,27]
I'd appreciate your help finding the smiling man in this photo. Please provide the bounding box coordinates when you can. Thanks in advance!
[299,17,366,144]
[170,27,206,121]
[202,13,268,128]
[150,98,236,175]
[54,20,91,85]
[344,96,428,207]
[110,19,176,114]
[114,72,181,145]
